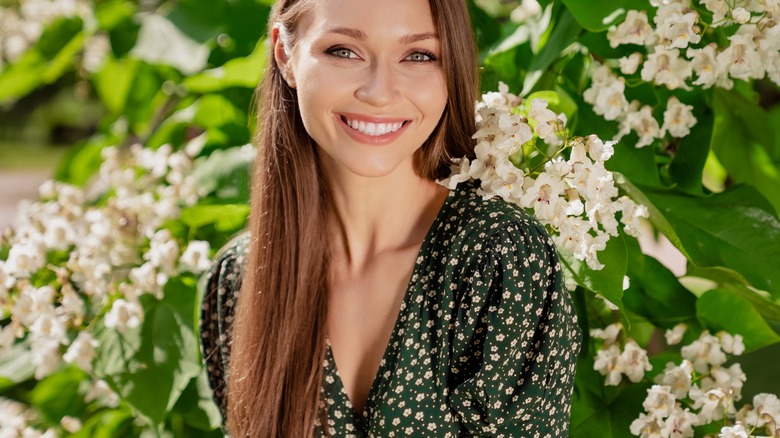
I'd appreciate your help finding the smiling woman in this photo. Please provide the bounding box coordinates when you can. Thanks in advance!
[199,0,580,436]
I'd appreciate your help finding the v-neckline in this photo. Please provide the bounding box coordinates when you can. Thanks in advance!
[325,186,456,421]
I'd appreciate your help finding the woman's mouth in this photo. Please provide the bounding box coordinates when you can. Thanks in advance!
[339,115,411,137]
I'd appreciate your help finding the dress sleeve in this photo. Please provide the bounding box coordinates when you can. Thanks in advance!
[448,220,581,437]
[199,233,248,426]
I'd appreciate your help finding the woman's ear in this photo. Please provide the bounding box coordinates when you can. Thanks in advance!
[272,24,296,89]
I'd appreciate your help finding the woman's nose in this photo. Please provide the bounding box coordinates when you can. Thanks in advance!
[355,62,401,107]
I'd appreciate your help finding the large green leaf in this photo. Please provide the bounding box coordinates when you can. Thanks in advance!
[70,408,133,438]
[711,88,780,212]
[559,233,627,311]
[184,39,267,93]
[668,101,712,195]
[130,14,210,75]
[641,185,780,299]
[30,366,89,425]
[697,289,780,352]
[523,7,581,95]
[171,373,223,431]
[95,279,201,428]
[622,237,698,329]
[571,355,649,438]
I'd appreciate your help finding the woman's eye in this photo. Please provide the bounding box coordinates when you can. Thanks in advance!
[405,51,436,62]
[329,48,357,59]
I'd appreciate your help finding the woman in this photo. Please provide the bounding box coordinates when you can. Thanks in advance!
[200,0,581,436]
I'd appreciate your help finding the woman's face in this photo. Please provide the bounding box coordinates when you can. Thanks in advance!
[276,0,447,179]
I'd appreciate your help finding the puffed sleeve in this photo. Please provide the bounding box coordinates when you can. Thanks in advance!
[448,220,581,437]
[199,232,248,426]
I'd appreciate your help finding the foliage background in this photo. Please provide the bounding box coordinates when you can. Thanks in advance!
[0,0,779,436]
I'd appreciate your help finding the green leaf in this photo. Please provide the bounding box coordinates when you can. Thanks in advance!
[193,95,247,129]
[171,373,223,431]
[622,237,698,329]
[559,233,627,311]
[0,17,84,103]
[697,289,780,352]
[192,144,255,201]
[571,355,650,438]
[184,38,267,93]
[70,408,134,438]
[560,0,650,32]
[523,8,581,95]
[130,14,210,75]
[668,105,712,195]
[94,58,139,114]
[641,185,780,299]
[96,0,137,30]
[30,366,89,425]
[0,343,34,391]
[53,141,106,186]
[180,204,250,232]
[105,279,202,428]
[712,88,780,212]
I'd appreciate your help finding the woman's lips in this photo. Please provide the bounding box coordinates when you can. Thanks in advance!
[335,113,411,145]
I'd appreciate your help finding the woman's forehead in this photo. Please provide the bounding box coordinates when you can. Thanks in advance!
[296,0,438,41]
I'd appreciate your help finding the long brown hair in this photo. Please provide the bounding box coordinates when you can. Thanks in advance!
[227,0,479,436]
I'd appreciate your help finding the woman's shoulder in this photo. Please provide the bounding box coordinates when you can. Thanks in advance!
[444,179,551,246]
[207,231,250,287]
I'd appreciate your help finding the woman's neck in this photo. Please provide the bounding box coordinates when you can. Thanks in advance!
[323,160,449,274]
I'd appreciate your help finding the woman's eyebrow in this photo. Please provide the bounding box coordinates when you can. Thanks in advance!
[325,27,439,44]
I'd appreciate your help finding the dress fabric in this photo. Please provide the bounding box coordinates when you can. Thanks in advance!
[200,180,581,437]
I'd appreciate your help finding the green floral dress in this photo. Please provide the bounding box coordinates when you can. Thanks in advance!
[200,180,581,437]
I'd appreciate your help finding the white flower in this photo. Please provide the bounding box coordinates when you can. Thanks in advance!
[583,77,629,121]
[731,8,751,25]
[60,416,82,433]
[717,32,763,81]
[63,332,98,373]
[665,323,688,345]
[654,7,701,49]
[145,229,179,275]
[528,99,566,146]
[104,299,143,332]
[656,360,693,398]
[701,0,730,25]
[710,363,747,399]
[662,407,697,437]
[509,0,542,23]
[620,52,643,75]
[30,339,61,380]
[661,96,697,138]
[619,340,653,383]
[608,10,656,48]
[439,157,472,190]
[591,323,623,345]
[616,104,661,148]
[630,412,665,437]
[616,197,648,238]
[594,344,623,385]
[681,331,727,373]
[180,240,212,274]
[0,324,16,358]
[641,46,692,90]
[687,44,728,89]
[719,422,748,438]
[744,393,780,429]
[519,172,567,222]
[5,238,47,277]
[643,385,677,418]
[718,332,745,356]
[691,387,733,423]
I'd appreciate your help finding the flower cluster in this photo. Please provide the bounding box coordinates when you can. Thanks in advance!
[630,324,779,438]
[591,323,653,385]
[0,0,94,70]
[0,143,213,434]
[442,83,648,270]
[584,0,780,148]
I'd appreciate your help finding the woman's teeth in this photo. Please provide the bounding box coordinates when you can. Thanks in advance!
[343,117,405,136]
